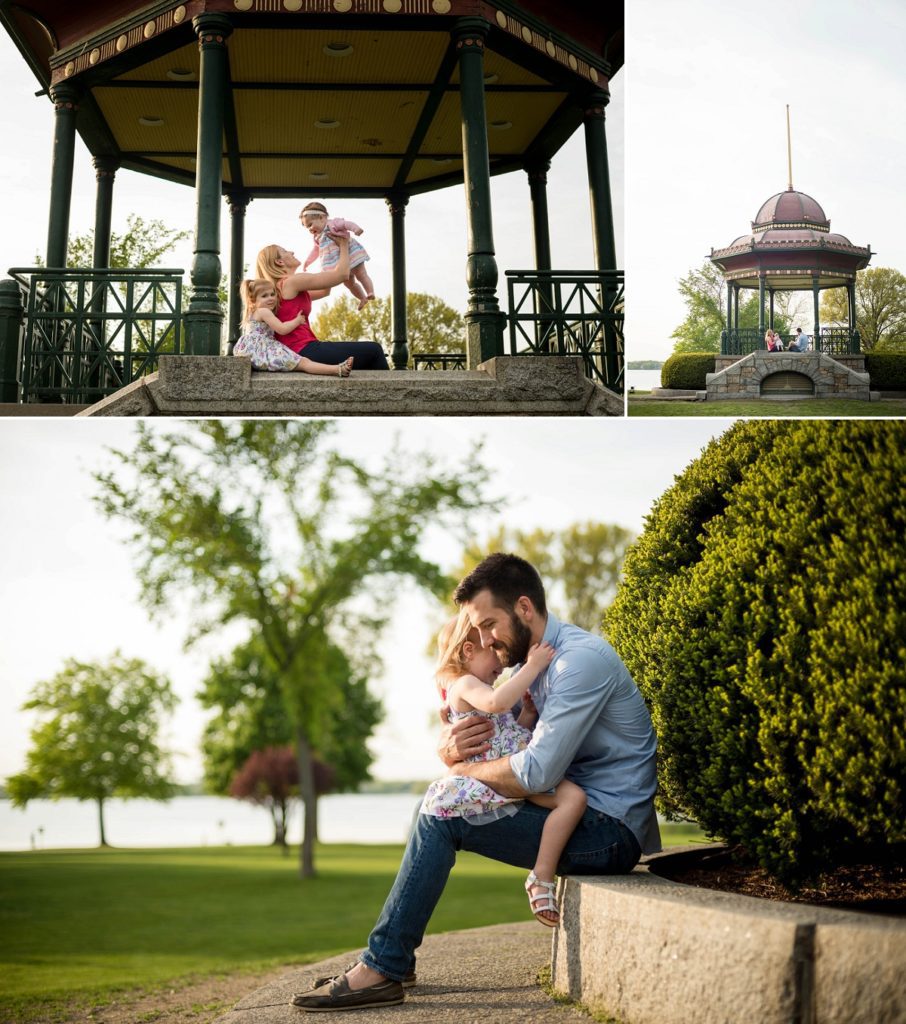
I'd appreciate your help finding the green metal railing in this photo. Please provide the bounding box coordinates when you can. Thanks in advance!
[413,353,467,370]
[10,267,183,404]
[721,326,860,357]
[505,269,624,392]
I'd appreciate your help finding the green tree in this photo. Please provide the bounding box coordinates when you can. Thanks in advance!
[6,653,176,847]
[605,421,906,887]
[820,267,906,352]
[60,214,189,270]
[311,292,464,359]
[671,262,797,352]
[199,632,382,844]
[454,522,634,633]
[94,420,494,876]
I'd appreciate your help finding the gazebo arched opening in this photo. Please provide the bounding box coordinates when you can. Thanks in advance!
[0,1,624,407]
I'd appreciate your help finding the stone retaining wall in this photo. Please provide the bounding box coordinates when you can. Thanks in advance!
[551,854,906,1024]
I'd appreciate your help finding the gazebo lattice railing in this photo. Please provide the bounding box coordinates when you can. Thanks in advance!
[7,267,182,404]
[505,268,624,392]
[720,325,861,358]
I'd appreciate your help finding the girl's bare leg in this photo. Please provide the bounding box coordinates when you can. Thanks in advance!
[343,276,370,309]
[353,264,375,301]
[526,780,587,924]
[295,356,354,377]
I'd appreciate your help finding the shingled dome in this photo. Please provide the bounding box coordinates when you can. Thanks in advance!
[753,189,829,231]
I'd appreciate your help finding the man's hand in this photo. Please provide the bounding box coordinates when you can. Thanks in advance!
[437,707,493,767]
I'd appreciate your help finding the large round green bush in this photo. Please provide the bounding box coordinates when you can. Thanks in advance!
[661,352,716,389]
[605,421,906,887]
[865,352,906,390]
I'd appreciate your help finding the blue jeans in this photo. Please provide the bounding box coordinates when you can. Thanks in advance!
[361,803,641,981]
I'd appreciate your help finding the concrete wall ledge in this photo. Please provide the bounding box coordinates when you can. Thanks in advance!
[552,846,906,1024]
[76,355,623,416]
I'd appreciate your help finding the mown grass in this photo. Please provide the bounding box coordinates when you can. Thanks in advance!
[0,826,704,1021]
[628,396,906,417]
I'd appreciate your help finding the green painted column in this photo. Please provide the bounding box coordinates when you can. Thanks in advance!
[454,17,502,368]
[45,83,80,269]
[0,279,23,402]
[812,275,821,351]
[226,191,250,354]
[583,92,617,273]
[527,161,555,352]
[768,288,775,331]
[89,157,119,396]
[91,157,119,271]
[185,14,233,356]
[725,282,732,333]
[758,275,766,337]
[386,192,409,370]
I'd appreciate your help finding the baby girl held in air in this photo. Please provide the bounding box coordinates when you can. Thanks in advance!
[300,201,375,310]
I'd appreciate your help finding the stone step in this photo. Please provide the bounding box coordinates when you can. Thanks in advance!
[211,921,589,1024]
[78,355,622,417]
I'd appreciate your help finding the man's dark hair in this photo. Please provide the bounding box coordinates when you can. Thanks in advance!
[453,552,547,615]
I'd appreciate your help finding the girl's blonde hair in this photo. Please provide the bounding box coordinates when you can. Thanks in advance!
[239,278,277,328]
[434,608,477,698]
[255,245,287,295]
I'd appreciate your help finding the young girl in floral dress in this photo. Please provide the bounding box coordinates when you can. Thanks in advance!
[234,279,353,376]
[420,610,587,926]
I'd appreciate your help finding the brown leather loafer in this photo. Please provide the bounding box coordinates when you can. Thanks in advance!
[308,962,416,990]
[291,974,404,1012]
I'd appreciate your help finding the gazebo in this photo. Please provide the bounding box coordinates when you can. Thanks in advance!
[0,0,623,406]
[710,186,872,358]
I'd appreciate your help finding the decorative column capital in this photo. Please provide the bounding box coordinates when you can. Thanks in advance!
[453,15,490,48]
[525,160,550,186]
[93,155,120,179]
[193,12,233,46]
[385,192,409,216]
[584,89,610,120]
[226,191,252,216]
[49,82,80,111]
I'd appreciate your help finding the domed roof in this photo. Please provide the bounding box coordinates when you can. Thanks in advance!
[753,189,829,232]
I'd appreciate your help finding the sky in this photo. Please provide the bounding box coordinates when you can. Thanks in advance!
[625,0,906,360]
[0,418,732,787]
[0,26,623,325]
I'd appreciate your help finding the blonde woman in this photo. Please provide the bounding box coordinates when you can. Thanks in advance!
[254,238,389,370]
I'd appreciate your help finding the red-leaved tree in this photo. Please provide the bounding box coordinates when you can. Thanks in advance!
[229,746,335,847]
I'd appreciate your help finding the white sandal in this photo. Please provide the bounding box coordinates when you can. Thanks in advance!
[525,871,559,927]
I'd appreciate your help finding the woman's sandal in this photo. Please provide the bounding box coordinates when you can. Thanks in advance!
[525,871,559,927]
[337,361,351,378]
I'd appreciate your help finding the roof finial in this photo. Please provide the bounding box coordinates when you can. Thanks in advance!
[786,104,793,191]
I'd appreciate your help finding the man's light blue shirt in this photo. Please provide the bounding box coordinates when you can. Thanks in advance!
[509,613,661,854]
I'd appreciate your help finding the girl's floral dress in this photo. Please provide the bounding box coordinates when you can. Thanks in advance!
[419,707,532,825]
[233,318,301,372]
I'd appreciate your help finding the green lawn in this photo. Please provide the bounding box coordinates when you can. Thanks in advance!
[0,827,703,1020]
[628,396,906,417]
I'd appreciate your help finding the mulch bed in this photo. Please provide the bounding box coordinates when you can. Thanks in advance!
[652,848,906,916]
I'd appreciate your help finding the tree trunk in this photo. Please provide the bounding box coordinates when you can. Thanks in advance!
[269,804,286,847]
[295,728,317,878]
[97,796,108,847]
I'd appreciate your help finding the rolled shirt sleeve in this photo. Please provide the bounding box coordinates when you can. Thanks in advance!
[509,614,660,854]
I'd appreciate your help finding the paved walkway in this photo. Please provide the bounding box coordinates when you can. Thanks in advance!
[211,922,591,1024]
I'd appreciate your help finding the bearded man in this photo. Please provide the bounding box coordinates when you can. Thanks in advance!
[292,552,659,1013]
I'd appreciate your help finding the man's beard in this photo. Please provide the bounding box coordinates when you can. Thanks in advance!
[494,612,533,667]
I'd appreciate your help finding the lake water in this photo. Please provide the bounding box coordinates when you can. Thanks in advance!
[0,793,425,851]
[626,368,662,392]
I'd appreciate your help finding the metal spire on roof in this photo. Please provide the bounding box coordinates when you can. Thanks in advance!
[786,104,793,191]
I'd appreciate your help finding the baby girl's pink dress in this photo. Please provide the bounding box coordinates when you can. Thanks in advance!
[304,217,369,271]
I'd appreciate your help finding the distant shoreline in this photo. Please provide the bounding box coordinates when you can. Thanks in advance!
[627,360,663,370]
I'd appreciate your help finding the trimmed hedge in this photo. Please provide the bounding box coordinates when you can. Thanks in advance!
[865,352,906,390]
[661,352,716,390]
[605,421,906,887]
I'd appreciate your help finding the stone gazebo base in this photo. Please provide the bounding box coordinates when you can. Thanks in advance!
[706,352,875,401]
[76,355,623,417]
